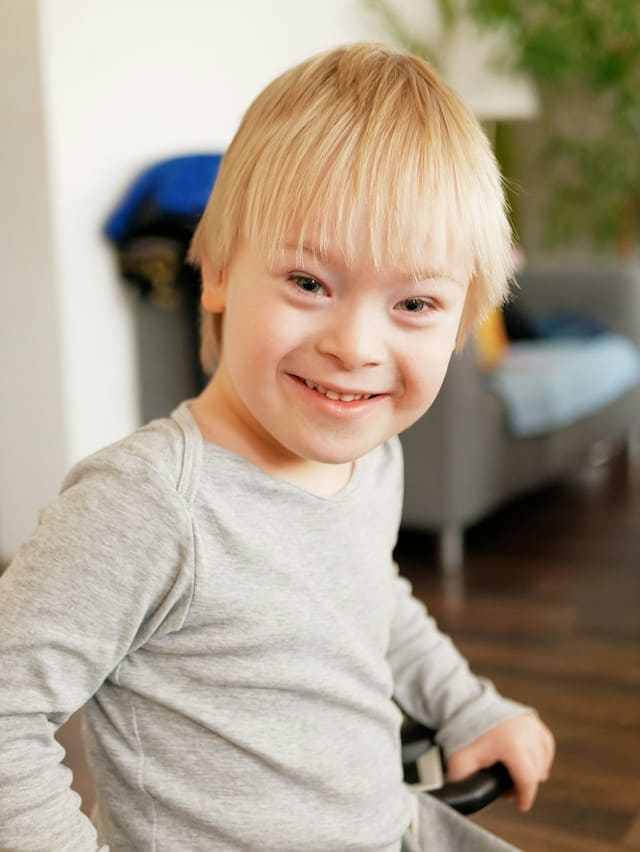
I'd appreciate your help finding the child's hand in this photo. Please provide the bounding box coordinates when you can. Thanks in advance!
[446,714,555,812]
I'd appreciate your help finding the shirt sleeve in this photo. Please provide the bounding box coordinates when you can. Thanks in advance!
[0,450,194,852]
[386,566,532,758]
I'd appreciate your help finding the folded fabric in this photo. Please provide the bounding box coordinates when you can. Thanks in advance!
[531,312,608,339]
[104,153,222,247]
[503,301,607,341]
[117,237,188,309]
[488,333,640,437]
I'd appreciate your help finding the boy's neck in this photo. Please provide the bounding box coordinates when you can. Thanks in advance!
[188,385,354,498]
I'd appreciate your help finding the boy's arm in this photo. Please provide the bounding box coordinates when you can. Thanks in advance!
[387,569,554,808]
[0,453,194,851]
[387,569,532,755]
[447,713,555,812]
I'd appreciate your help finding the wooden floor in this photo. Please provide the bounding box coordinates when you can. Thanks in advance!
[395,448,640,851]
[55,448,640,850]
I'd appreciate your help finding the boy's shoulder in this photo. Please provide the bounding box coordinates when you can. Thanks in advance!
[61,404,193,500]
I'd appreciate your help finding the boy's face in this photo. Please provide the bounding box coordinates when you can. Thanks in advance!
[201,229,469,471]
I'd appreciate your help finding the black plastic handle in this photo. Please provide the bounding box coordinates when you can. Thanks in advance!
[429,761,513,815]
[400,717,514,815]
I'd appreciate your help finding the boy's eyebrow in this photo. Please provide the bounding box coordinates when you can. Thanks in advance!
[406,269,465,287]
[283,242,465,287]
[283,241,333,262]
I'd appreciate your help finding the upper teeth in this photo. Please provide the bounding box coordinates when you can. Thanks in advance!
[304,379,371,402]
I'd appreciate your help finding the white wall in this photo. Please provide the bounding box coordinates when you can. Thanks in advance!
[0,0,69,561]
[0,0,388,559]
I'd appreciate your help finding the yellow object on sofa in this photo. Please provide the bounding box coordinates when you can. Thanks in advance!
[475,308,509,369]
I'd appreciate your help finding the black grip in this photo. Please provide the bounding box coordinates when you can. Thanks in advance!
[400,716,514,815]
[429,762,513,815]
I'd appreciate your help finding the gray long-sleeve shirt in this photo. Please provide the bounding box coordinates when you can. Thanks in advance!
[0,401,527,851]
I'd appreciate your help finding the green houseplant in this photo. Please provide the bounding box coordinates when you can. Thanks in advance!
[367,0,640,256]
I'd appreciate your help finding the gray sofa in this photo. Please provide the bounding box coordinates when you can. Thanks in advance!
[400,260,640,572]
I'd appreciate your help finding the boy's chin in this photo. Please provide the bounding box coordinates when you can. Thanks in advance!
[300,438,380,467]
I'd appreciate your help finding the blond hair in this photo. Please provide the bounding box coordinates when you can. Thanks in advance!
[189,42,514,374]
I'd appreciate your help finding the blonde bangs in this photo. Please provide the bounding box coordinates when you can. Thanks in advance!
[190,43,514,371]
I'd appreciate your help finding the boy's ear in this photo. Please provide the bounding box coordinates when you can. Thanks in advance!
[201,258,227,314]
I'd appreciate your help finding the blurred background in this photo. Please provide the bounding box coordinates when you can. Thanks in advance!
[1,1,639,849]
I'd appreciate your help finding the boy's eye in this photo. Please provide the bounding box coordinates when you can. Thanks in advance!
[289,274,326,295]
[396,297,434,313]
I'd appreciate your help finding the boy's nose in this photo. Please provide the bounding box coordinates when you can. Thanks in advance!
[315,308,385,370]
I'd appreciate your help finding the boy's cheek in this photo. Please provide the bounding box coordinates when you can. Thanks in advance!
[406,346,455,414]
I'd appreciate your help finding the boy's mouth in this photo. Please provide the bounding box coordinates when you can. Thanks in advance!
[295,376,379,402]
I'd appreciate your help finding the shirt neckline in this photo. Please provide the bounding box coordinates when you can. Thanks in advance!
[173,399,367,504]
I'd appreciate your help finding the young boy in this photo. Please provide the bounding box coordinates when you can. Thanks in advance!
[0,43,554,851]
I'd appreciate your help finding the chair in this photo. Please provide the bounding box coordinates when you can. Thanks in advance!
[401,261,640,573]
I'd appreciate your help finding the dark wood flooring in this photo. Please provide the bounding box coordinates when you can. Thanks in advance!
[55,447,640,850]
[395,448,640,851]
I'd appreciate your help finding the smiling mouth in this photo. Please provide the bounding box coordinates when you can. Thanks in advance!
[298,377,379,402]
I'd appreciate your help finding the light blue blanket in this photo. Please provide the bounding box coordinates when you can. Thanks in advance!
[488,333,640,437]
